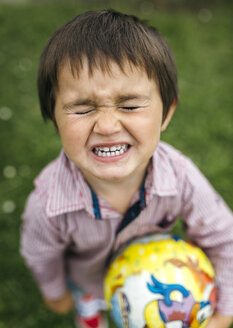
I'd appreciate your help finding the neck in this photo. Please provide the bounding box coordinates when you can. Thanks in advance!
[84,167,148,215]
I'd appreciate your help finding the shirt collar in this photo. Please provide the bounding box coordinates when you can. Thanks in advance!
[45,142,178,217]
[45,150,94,218]
[146,141,178,197]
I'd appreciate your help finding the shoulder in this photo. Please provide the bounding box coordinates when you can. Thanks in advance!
[147,142,189,197]
[155,141,190,174]
[34,150,68,194]
[156,141,185,159]
[25,150,74,216]
[28,150,89,218]
[156,142,215,198]
[157,142,208,181]
[152,141,204,196]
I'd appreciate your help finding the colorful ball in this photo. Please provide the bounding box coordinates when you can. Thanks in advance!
[104,234,217,328]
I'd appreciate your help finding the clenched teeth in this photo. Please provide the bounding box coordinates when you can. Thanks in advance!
[93,144,129,157]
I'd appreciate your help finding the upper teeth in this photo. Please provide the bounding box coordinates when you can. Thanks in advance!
[94,144,128,157]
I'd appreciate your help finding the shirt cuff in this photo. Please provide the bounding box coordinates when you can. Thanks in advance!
[39,278,67,300]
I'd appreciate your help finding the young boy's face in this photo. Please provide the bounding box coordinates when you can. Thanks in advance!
[54,59,172,185]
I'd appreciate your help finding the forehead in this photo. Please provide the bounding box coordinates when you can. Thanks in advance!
[57,58,157,92]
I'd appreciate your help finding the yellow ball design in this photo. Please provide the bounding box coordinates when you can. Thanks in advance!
[104,234,217,328]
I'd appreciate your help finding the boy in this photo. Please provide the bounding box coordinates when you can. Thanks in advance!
[20,9,233,328]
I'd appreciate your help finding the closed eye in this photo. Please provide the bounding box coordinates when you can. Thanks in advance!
[121,107,140,111]
[66,107,96,115]
[74,109,95,115]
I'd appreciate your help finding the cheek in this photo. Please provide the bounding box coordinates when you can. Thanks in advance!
[129,112,162,142]
[146,109,163,136]
[58,117,90,150]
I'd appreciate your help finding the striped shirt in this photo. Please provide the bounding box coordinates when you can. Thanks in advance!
[20,141,233,315]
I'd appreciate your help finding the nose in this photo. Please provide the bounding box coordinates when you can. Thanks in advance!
[93,110,121,135]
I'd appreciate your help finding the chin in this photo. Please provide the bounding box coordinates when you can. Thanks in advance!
[94,169,130,181]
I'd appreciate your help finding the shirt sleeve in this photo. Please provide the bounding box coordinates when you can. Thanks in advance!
[179,157,233,316]
[20,190,68,300]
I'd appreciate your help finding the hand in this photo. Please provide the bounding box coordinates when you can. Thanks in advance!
[205,313,233,328]
[44,290,75,314]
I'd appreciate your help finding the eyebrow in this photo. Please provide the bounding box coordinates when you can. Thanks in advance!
[63,94,150,110]
[63,99,95,110]
[117,94,150,103]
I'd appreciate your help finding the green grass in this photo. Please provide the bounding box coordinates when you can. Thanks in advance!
[0,1,232,327]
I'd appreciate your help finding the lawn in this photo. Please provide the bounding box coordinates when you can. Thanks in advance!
[0,1,232,327]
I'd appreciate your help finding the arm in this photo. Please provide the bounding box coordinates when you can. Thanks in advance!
[20,191,73,312]
[178,158,233,321]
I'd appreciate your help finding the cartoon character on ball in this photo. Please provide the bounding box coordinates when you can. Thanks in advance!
[104,234,217,328]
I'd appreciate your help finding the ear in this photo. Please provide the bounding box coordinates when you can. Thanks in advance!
[161,100,177,132]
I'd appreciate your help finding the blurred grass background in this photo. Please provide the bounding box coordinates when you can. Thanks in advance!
[0,0,232,327]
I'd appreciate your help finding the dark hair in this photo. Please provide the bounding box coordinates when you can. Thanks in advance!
[38,9,178,123]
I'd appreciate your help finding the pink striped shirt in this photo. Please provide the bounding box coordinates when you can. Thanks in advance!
[20,141,233,315]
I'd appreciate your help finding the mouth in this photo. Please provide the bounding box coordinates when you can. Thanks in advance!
[92,144,130,158]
